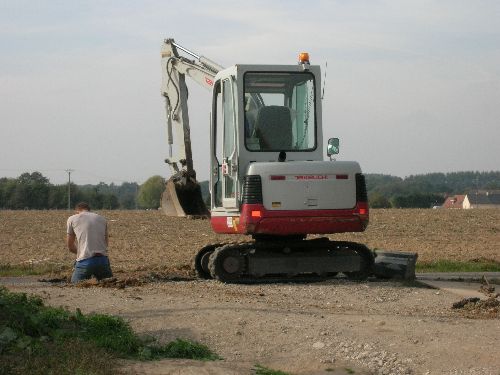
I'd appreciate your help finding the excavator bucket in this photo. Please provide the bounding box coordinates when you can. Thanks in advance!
[161,178,209,217]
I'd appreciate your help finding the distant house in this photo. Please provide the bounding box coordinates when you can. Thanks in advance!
[463,191,500,209]
[442,195,465,209]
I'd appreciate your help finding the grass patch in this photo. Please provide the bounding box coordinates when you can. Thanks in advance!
[416,259,500,273]
[0,287,219,374]
[1,338,117,375]
[0,263,69,277]
[254,364,291,375]
[145,338,220,360]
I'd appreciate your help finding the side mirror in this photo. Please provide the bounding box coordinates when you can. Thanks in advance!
[327,138,340,156]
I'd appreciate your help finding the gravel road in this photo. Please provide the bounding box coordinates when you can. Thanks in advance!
[2,277,499,375]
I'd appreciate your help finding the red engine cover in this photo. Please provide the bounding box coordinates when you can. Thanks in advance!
[210,202,369,235]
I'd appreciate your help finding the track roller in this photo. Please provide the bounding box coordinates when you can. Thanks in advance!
[208,244,249,282]
[194,244,224,279]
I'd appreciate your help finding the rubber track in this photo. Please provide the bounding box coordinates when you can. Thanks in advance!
[205,239,374,284]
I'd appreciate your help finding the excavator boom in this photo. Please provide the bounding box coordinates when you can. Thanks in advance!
[160,39,221,216]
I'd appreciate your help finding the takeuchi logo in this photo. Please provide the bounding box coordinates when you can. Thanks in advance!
[294,175,328,180]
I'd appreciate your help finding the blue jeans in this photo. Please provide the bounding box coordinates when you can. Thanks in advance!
[71,256,113,283]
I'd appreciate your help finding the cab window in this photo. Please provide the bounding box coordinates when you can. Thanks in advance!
[244,72,316,152]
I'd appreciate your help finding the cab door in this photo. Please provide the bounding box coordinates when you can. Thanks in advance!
[211,77,238,211]
[221,77,238,209]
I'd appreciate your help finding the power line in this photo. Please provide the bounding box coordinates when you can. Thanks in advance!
[76,169,142,184]
[0,168,147,185]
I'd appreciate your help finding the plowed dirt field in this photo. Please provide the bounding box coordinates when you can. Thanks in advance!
[1,209,498,275]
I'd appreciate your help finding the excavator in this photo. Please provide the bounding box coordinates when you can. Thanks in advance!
[160,38,417,282]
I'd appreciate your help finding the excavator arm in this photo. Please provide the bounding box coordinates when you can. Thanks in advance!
[160,39,223,216]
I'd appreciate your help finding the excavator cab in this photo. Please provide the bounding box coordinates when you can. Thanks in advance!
[209,65,323,211]
[207,62,371,237]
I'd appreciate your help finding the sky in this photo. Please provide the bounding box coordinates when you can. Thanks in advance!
[1,0,499,185]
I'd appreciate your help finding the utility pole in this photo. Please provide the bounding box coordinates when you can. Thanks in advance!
[65,169,74,211]
[135,183,138,210]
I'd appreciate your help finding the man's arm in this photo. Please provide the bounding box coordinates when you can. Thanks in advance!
[67,233,77,254]
[105,225,109,247]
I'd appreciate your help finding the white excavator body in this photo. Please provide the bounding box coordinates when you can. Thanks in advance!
[159,39,416,282]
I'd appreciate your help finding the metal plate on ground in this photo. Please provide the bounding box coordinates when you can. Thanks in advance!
[373,251,418,280]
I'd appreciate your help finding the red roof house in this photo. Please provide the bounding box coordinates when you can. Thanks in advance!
[442,195,465,209]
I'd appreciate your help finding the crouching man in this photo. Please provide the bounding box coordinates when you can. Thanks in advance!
[66,202,113,283]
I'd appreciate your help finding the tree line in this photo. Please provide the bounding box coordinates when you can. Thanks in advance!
[366,171,500,208]
[1,171,499,210]
[0,172,164,210]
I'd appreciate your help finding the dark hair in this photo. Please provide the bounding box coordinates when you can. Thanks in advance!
[75,202,90,211]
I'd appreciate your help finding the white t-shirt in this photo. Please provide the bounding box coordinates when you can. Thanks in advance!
[67,211,108,261]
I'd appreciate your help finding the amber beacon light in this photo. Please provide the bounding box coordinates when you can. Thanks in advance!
[298,52,310,64]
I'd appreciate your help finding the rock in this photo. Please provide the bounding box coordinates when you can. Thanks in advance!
[313,341,325,349]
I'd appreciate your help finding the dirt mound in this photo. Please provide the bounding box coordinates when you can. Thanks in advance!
[72,270,195,289]
[452,297,500,319]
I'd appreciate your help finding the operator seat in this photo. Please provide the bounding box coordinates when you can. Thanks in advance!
[255,106,293,151]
